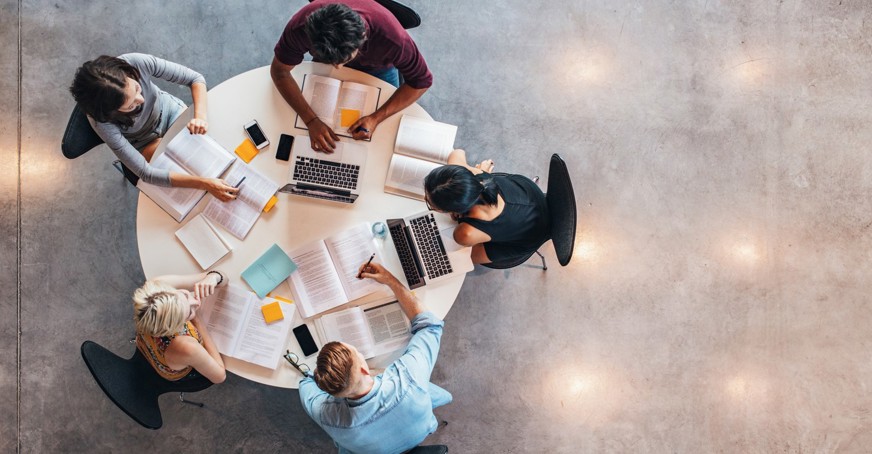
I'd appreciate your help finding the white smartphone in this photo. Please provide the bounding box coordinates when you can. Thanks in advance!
[244,120,270,149]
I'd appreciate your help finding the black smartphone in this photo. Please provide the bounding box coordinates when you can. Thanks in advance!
[244,120,269,149]
[276,134,294,161]
[293,324,319,357]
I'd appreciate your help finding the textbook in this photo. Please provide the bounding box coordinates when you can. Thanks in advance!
[137,130,237,222]
[241,244,297,299]
[174,213,233,270]
[314,300,411,359]
[198,284,295,370]
[286,223,386,318]
[202,161,280,240]
[384,115,458,200]
[294,74,382,139]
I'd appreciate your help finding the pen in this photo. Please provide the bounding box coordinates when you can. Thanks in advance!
[233,176,247,189]
[357,253,376,278]
[354,126,370,134]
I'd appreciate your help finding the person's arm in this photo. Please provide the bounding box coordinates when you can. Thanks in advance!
[348,84,428,141]
[184,317,226,383]
[152,270,228,300]
[447,149,495,175]
[187,82,208,135]
[358,262,424,320]
[168,173,239,202]
[298,376,329,420]
[453,223,492,247]
[270,57,339,153]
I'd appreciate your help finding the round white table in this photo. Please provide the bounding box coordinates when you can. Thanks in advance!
[136,62,465,388]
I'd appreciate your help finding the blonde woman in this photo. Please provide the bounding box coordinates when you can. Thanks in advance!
[133,271,227,383]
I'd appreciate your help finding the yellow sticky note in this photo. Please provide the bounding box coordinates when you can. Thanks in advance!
[261,301,284,324]
[339,109,361,128]
[262,195,278,213]
[235,138,259,163]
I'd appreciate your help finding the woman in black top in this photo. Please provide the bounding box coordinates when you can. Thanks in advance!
[424,149,549,264]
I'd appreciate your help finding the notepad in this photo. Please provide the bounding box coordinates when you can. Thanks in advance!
[175,213,232,269]
[235,138,259,163]
[261,301,285,324]
[242,244,297,298]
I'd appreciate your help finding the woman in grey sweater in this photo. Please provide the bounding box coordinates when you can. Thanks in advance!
[70,53,238,201]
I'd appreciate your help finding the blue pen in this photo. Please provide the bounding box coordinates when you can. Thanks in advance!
[233,176,247,189]
[355,126,370,134]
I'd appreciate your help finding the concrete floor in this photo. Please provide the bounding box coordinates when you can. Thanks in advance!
[4,0,872,452]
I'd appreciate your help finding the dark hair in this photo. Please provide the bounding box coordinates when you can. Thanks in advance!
[314,341,355,395]
[424,165,500,214]
[69,55,141,127]
[305,4,366,65]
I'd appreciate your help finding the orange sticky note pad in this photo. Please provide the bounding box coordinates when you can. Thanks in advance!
[261,301,284,324]
[339,109,361,128]
[262,195,278,213]
[235,138,259,163]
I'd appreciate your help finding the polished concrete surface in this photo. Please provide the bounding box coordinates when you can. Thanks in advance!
[5,0,872,452]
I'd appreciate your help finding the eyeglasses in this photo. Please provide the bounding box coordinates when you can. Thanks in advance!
[283,350,312,377]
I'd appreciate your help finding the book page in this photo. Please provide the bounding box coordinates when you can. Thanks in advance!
[175,213,231,269]
[324,223,385,301]
[197,284,251,356]
[394,115,457,163]
[225,161,280,210]
[164,130,235,177]
[300,74,341,128]
[287,241,348,318]
[232,299,295,370]
[138,154,204,221]
[384,154,441,200]
[333,81,380,131]
[364,302,412,357]
[319,306,375,358]
[202,162,279,240]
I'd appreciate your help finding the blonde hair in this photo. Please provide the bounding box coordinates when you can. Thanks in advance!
[132,280,187,337]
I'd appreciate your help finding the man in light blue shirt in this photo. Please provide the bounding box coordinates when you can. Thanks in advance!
[299,262,452,454]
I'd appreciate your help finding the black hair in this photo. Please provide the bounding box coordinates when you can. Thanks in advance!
[69,55,141,127]
[304,4,366,65]
[424,165,500,214]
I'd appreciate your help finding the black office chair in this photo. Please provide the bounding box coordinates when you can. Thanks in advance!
[482,154,577,270]
[307,0,421,29]
[408,446,448,454]
[62,104,140,186]
[80,340,212,430]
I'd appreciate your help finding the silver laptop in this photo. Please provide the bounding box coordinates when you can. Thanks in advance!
[279,138,368,203]
[386,211,474,289]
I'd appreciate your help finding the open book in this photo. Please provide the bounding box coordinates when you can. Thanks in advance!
[197,284,295,370]
[138,130,236,222]
[174,213,232,270]
[294,74,381,139]
[202,161,280,240]
[314,301,411,359]
[287,223,385,318]
[384,115,458,200]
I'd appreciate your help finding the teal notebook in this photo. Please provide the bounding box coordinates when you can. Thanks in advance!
[241,244,297,298]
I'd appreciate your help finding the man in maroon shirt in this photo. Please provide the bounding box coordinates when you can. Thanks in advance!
[271,0,433,153]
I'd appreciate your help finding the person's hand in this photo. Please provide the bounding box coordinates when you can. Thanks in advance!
[357,262,397,285]
[475,159,495,173]
[202,178,239,202]
[187,117,209,135]
[193,273,221,300]
[308,118,339,153]
[348,114,379,141]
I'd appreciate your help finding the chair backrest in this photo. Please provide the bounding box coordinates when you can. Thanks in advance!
[546,154,577,266]
[80,341,212,429]
[307,0,421,29]
[407,445,448,454]
[62,104,104,159]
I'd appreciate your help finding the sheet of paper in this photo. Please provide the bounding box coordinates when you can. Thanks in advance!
[334,80,379,129]
[325,223,385,301]
[232,299,295,370]
[364,302,411,357]
[241,244,297,299]
[175,213,232,269]
[303,74,342,128]
[197,284,252,356]
[320,306,375,358]
[165,129,235,177]
[287,241,348,318]
[202,162,279,239]
[394,115,457,163]
[384,154,441,200]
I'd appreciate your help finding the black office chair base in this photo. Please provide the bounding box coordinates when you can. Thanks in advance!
[534,250,547,270]
[179,392,204,407]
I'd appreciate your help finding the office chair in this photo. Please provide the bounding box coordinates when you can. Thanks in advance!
[482,154,577,270]
[80,340,212,430]
[62,104,140,186]
[307,0,421,29]
[407,446,448,454]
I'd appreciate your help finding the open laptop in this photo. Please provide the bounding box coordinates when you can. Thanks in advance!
[279,139,368,204]
[386,211,474,289]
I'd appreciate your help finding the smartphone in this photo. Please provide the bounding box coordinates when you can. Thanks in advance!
[244,120,269,149]
[293,324,319,357]
[276,134,294,161]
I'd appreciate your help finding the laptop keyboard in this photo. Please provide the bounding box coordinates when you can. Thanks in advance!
[293,156,360,190]
[409,214,453,279]
[388,222,424,288]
